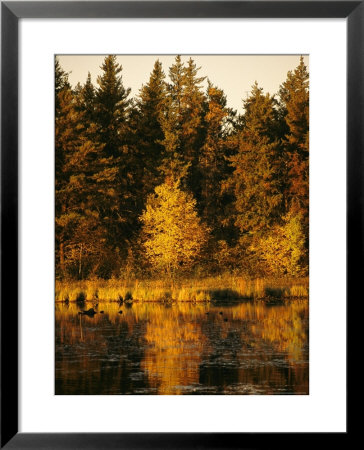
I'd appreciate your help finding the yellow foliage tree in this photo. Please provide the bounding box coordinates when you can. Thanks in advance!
[252,212,307,277]
[140,180,209,278]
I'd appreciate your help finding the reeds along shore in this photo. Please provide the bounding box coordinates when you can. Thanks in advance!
[55,276,309,303]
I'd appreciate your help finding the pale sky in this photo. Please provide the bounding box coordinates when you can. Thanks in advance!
[58,54,308,113]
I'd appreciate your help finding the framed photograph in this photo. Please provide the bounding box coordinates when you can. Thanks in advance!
[1,1,355,447]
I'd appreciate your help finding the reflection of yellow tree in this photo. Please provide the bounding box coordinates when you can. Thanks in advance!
[141,304,208,394]
[196,302,308,394]
[228,301,307,363]
[56,300,308,394]
[250,303,307,362]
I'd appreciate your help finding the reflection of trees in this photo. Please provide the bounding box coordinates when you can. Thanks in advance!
[198,302,308,394]
[56,303,150,394]
[141,304,209,394]
[55,301,308,395]
[199,324,242,393]
[252,303,308,363]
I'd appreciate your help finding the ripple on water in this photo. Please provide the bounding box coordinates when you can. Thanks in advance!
[55,300,309,395]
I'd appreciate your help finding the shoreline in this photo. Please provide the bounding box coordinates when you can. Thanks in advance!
[55,297,308,304]
[55,277,309,303]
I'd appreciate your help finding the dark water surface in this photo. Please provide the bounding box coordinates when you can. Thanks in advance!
[55,300,308,395]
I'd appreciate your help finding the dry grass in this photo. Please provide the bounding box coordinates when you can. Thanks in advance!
[55,276,309,303]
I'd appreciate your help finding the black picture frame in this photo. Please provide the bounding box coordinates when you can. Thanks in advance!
[1,1,356,448]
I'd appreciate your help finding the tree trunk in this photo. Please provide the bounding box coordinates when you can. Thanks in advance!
[59,203,66,277]
[78,243,83,279]
[59,241,65,277]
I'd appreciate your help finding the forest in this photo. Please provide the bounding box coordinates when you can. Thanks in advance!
[55,55,309,292]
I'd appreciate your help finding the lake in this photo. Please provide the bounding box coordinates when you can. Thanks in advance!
[55,300,308,395]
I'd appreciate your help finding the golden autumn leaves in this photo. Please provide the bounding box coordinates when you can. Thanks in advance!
[140,179,209,278]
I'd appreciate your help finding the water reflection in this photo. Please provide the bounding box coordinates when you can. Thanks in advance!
[55,301,308,395]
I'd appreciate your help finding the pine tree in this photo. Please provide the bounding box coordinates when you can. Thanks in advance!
[198,81,235,240]
[78,72,96,124]
[180,58,206,192]
[230,83,284,238]
[278,57,309,271]
[93,55,139,265]
[159,55,187,181]
[95,55,131,157]
[159,56,206,187]
[133,59,167,196]
[279,56,309,222]
[55,57,70,116]
[55,87,107,278]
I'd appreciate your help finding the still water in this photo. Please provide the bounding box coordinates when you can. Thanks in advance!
[55,300,308,395]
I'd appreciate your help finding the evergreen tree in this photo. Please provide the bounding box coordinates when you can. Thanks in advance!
[159,56,206,187]
[78,72,96,124]
[159,55,187,181]
[133,59,167,196]
[55,87,107,278]
[198,81,236,241]
[278,57,309,271]
[93,55,138,265]
[279,56,309,224]
[55,57,70,115]
[180,58,206,192]
[95,55,131,157]
[230,83,284,238]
